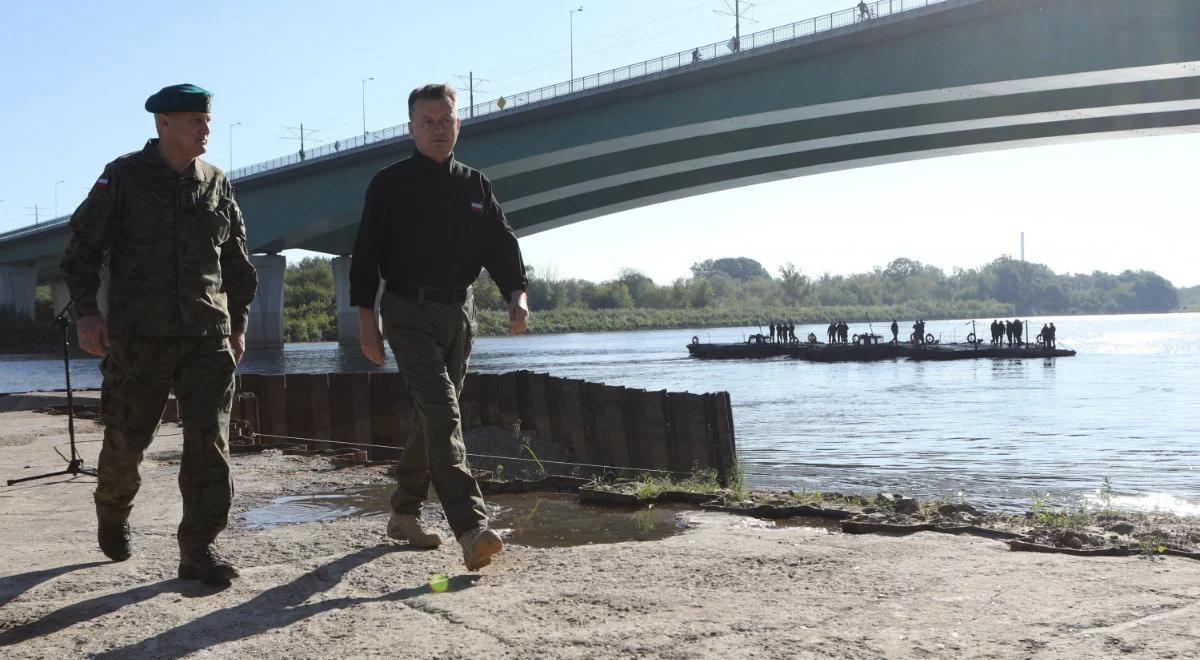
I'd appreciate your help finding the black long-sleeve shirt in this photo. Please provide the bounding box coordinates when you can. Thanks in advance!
[349,149,527,308]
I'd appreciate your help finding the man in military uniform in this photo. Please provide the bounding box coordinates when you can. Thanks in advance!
[350,83,529,571]
[61,84,257,587]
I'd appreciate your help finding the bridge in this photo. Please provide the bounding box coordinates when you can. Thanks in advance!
[3,0,1199,346]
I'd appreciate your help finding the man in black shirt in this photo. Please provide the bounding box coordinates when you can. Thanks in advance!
[349,83,529,571]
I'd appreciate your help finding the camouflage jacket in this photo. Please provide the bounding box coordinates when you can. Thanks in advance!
[61,139,257,336]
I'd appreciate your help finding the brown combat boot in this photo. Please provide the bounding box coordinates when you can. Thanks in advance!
[387,514,442,548]
[458,527,503,571]
[179,546,240,587]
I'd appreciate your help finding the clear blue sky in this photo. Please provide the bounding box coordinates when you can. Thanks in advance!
[2,0,1197,286]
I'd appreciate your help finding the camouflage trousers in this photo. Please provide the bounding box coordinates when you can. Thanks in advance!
[380,292,487,538]
[95,335,236,552]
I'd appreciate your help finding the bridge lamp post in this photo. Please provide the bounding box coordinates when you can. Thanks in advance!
[361,77,375,138]
[228,122,242,173]
[53,180,65,219]
[570,7,583,92]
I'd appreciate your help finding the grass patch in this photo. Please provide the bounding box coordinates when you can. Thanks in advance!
[1137,539,1168,560]
[1028,491,1099,529]
[728,462,748,502]
[519,441,546,479]
[789,488,872,509]
[629,468,728,501]
[1098,476,1117,515]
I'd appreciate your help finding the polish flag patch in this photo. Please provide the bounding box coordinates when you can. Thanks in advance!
[470,202,484,214]
[94,177,109,189]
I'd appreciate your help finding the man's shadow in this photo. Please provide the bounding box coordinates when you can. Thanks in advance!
[0,571,197,649]
[0,561,109,609]
[95,544,480,659]
[1,544,479,658]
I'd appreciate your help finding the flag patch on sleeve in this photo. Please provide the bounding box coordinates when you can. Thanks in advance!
[470,201,484,214]
[94,177,109,189]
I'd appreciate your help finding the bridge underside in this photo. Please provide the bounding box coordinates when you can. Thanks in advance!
[280,83,1200,258]
[498,76,1200,235]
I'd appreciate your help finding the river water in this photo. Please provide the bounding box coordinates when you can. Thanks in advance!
[2,313,1197,515]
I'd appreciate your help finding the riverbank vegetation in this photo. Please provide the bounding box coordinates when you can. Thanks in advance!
[0,255,1189,350]
[469,255,1183,336]
[579,472,1199,558]
[1179,285,1200,312]
[0,288,54,352]
[282,257,338,342]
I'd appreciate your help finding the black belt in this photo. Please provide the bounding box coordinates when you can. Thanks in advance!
[388,283,469,304]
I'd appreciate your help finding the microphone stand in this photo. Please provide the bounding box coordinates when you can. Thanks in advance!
[7,300,99,485]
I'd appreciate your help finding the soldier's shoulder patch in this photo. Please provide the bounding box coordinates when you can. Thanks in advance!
[94,177,109,189]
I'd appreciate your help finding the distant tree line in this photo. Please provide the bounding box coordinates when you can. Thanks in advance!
[1179,285,1200,311]
[0,255,1187,350]
[0,288,54,353]
[471,256,1181,318]
[283,257,337,342]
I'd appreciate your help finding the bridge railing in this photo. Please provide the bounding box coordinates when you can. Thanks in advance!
[227,0,942,181]
[0,217,70,242]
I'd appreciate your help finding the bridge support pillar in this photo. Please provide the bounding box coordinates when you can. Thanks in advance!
[50,268,109,320]
[331,256,359,346]
[51,279,71,317]
[247,254,285,347]
[0,265,38,318]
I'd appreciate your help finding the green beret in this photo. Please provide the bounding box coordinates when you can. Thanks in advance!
[144,83,212,113]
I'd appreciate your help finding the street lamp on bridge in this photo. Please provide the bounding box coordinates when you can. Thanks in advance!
[570,6,583,91]
[54,180,65,219]
[229,122,242,173]
[362,77,375,138]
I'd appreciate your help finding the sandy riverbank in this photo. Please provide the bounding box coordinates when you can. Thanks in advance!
[2,407,1199,659]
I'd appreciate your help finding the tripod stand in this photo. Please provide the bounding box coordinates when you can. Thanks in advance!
[7,301,99,485]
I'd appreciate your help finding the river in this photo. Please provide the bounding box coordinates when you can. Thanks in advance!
[2,313,1196,515]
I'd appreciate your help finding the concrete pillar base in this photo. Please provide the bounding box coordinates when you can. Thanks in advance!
[0,265,38,318]
[247,254,286,347]
[50,264,108,323]
[331,256,358,346]
[50,280,71,318]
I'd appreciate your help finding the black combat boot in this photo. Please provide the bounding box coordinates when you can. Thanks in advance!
[98,519,133,562]
[178,546,240,587]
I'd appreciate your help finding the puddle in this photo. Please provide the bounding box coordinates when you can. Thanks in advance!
[242,485,689,547]
[242,491,388,529]
[492,494,687,547]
